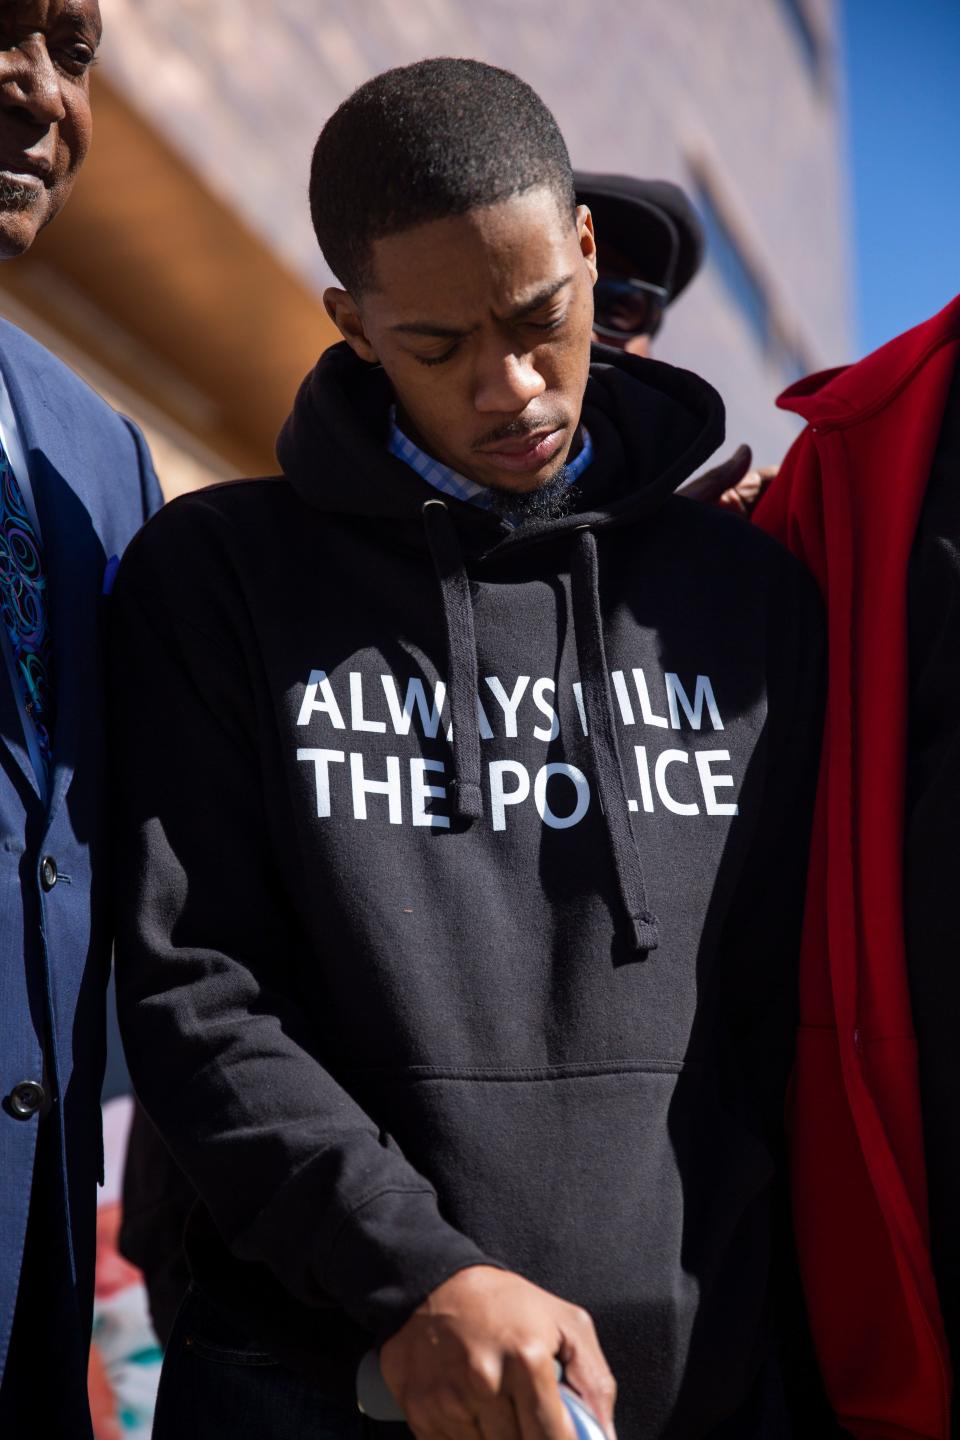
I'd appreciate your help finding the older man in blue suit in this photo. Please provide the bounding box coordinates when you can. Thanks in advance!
[0,3,162,1432]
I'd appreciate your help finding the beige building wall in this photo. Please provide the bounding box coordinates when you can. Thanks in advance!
[98,0,851,468]
[0,64,339,494]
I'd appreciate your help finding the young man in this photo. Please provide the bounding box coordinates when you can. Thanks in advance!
[0,2,162,1433]
[113,59,824,1440]
[754,295,960,1440]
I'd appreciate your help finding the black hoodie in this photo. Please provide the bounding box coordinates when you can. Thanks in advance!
[112,344,824,1438]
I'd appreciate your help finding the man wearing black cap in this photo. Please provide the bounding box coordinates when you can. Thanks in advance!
[574,172,703,358]
[576,171,775,511]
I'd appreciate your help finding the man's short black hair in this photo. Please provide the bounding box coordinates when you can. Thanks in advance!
[310,57,577,295]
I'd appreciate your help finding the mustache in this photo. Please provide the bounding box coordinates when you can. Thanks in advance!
[472,414,569,450]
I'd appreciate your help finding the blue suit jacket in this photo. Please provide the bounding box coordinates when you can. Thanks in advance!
[0,318,162,1424]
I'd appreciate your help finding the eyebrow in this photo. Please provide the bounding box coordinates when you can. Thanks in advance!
[63,1,103,43]
[507,274,574,320]
[390,274,574,340]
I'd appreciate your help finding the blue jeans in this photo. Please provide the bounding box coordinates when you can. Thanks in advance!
[153,1288,410,1440]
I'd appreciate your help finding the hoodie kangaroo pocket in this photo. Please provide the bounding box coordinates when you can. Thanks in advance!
[361,1061,775,1438]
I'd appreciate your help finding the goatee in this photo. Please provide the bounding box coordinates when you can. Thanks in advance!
[486,467,577,526]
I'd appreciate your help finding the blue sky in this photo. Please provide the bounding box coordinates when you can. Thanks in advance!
[840,0,960,357]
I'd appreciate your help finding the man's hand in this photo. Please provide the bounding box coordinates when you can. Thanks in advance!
[715,463,779,517]
[379,1264,616,1440]
[676,444,780,518]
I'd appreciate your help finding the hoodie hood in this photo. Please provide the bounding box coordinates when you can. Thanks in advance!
[276,340,725,547]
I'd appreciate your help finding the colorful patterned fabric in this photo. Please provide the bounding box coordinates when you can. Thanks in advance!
[91,1285,163,1438]
[388,407,594,513]
[0,434,54,777]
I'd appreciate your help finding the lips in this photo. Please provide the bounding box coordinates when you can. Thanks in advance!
[0,156,53,185]
[478,429,565,475]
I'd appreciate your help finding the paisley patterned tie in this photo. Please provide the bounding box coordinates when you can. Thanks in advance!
[0,434,55,780]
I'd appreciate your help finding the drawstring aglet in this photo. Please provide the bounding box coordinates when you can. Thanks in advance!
[449,779,483,820]
[630,911,660,953]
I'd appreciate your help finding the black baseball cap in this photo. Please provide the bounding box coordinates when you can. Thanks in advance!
[573,171,704,303]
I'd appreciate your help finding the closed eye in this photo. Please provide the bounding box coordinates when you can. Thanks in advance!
[525,311,567,333]
[414,345,459,367]
[411,308,566,364]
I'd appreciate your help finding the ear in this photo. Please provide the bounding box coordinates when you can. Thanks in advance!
[576,204,599,286]
[323,288,379,363]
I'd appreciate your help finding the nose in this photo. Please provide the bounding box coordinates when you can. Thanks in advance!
[473,348,546,415]
[0,38,67,130]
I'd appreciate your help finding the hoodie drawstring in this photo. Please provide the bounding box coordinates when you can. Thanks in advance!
[423,500,484,820]
[422,499,660,953]
[570,528,660,953]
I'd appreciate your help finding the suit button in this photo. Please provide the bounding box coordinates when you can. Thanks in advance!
[10,1080,45,1119]
[40,856,58,890]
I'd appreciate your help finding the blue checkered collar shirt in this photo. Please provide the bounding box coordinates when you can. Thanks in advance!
[388,407,593,526]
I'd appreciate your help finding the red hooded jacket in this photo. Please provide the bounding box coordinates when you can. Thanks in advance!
[754,295,960,1439]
